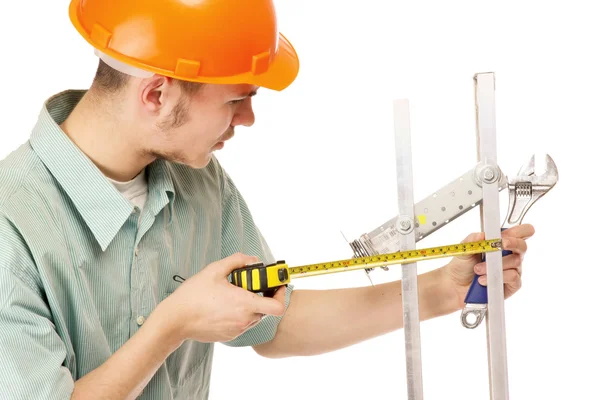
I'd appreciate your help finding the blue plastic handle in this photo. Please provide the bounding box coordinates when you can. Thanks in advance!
[464,228,511,304]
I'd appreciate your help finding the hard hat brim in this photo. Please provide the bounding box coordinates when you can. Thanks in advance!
[247,33,300,91]
[69,0,299,91]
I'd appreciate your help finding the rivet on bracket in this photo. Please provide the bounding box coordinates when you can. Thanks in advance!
[474,163,501,186]
[397,216,414,235]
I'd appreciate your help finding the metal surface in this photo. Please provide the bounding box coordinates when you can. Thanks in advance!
[341,231,376,286]
[503,154,558,228]
[393,99,423,400]
[461,303,487,328]
[461,153,558,328]
[350,166,508,258]
[473,72,509,400]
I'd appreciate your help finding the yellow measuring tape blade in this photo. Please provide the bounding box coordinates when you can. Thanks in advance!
[289,238,502,278]
[229,238,502,293]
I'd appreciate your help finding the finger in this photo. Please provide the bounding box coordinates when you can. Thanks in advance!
[474,254,522,275]
[272,285,287,303]
[502,237,527,255]
[477,268,521,288]
[216,252,261,276]
[501,223,535,240]
[503,269,521,298]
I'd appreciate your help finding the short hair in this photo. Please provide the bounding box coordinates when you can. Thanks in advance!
[91,59,202,95]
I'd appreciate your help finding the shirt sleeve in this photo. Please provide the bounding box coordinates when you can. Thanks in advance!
[218,165,294,347]
[0,217,74,399]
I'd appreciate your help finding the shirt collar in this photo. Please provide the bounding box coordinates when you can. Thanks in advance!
[29,89,175,251]
[146,157,176,223]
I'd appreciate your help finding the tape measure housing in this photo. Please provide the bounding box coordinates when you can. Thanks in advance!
[230,260,291,293]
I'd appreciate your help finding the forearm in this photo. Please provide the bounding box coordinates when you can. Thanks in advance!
[254,267,459,358]
[71,302,183,400]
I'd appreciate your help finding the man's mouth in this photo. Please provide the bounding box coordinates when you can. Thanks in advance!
[212,130,234,150]
[220,130,234,142]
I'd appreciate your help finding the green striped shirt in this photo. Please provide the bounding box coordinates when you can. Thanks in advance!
[0,90,293,399]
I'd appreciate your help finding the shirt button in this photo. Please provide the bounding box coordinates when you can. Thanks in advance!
[136,316,145,326]
[135,247,139,256]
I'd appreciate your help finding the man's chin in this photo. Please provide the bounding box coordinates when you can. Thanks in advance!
[150,148,214,169]
[187,158,212,169]
[164,154,212,170]
[213,141,225,151]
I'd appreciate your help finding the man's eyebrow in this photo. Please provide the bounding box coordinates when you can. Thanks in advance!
[237,88,259,98]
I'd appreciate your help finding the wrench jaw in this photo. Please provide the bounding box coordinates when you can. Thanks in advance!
[542,153,559,181]
[461,153,558,329]
[514,154,559,183]
[517,154,536,176]
[511,154,559,187]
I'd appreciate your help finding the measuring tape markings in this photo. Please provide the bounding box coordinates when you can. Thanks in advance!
[230,239,502,293]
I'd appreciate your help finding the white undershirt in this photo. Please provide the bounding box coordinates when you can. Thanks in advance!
[108,169,148,211]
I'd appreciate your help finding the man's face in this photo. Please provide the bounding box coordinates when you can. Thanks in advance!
[144,81,258,169]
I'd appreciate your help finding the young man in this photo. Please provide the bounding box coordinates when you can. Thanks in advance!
[0,0,534,399]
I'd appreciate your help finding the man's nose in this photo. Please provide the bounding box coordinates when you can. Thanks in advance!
[232,100,255,127]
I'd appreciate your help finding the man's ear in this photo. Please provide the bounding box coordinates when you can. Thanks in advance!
[140,75,174,113]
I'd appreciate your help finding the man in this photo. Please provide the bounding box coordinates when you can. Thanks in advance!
[0,0,534,399]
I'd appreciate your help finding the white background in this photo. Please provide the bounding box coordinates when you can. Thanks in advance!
[0,1,595,399]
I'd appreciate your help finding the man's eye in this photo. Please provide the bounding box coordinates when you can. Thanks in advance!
[229,99,244,105]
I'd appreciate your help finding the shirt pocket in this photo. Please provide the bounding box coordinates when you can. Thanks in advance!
[159,281,212,389]
[161,276,182,300]
[165,339,212,389]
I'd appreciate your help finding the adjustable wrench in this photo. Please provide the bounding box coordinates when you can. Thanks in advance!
[461,154,559,328]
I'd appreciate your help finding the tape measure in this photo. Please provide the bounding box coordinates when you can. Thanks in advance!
[229,238,502,296]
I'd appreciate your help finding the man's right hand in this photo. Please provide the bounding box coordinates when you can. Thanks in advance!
[158,252,287,344]
[68,252,286,399]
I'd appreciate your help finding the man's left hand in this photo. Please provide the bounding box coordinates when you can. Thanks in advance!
[442,224,535,310]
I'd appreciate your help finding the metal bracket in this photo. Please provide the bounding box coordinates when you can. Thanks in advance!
[348,164,508,257]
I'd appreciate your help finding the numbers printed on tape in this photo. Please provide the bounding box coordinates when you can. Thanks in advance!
[289,239,502,277]
[228,238,503,294]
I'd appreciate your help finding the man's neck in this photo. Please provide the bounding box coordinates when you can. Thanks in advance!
[59,90,153,182]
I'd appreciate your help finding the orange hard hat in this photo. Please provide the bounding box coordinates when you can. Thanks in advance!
[68,0,299,91]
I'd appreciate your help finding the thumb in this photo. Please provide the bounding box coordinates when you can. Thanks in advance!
[272,285,287,304]
[215,252,261,277]
[256,287,287,317]
[462,231,485,243]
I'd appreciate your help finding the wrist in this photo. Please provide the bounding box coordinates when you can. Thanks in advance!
[418,267,461,321]
[437,263,464,315]
[146,298,186,352]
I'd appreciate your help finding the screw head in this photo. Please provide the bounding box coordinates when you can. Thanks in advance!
[396,216,415,235]
[481,166,499,183]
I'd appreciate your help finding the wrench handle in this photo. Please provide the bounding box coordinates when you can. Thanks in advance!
[464,228,512,304]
